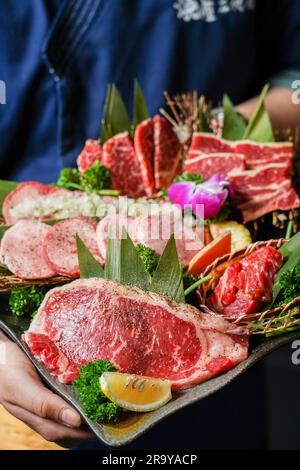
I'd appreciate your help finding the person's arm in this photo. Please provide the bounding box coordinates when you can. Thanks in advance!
[0,331,93,447]
[236,87,300,131]
[237,1,300,131]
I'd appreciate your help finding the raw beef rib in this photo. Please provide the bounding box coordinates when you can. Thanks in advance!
[229,163,300,223]
[25,278,249,388]
[234,141,294,170]
[185,153,246,180]
[188,133,235,158]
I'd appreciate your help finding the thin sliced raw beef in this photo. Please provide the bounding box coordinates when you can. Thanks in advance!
[102,132,146,198]
[134,119,155,196]
[208,246,283,318]
[229,163,300,222]
[134,213,204,267]
[0,220,55,279]
[77,139,103,174]
[2,182,68,225]
[96,214,138,260]
[153,115,181,189]
[43,216,103,278]
[237,184,300,223]
[229,163,291,199]
[235,141,294,171]
[185,153,246,180]
[24,278,249,388]
[188,133,235,159]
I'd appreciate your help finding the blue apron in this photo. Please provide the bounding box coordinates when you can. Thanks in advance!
[1,0,300,182]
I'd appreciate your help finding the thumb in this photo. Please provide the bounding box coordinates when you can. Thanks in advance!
[32,389,82,428]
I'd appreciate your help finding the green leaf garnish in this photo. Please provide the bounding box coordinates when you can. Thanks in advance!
[0,180,18,215]
[222,94,246,141]
[73,360,120,423]
[198,96,211,133]
[76,235,105,279]
[133,79,149,131]
[0,225,9,240]
[272,231,300,305]
[150,235,185,303]
[102,84,131,141]
[104,235,121,283]
[77,228,186,303]
[100,84,113,144]
[119,229,151,290]
[9,285,48,318]
[135,244,159,276]
[243,84,274,142]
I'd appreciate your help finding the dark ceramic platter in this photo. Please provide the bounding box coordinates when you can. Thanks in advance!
[0,298,299,447]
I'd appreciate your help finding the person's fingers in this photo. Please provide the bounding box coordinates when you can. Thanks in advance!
[5,370,82,428]
[5,402,94,444]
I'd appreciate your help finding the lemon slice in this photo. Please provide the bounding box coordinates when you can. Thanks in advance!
[99,372,172,412]
[209,221,252,253]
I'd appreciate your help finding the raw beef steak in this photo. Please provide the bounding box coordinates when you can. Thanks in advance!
[77,139,103,173]
[102,132,146,198]
[25,278,249,388]
[43,216,103,278]
[207,246,283,318]
[153,115,181,189]
[0,220,55,279]
[185,153,246,180]
[134,119,155,196]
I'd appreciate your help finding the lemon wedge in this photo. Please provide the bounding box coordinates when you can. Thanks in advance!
[99,372,172,412]
[209,221,252,253]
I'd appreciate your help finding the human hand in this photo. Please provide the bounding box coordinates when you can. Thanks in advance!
[0,332,94,447]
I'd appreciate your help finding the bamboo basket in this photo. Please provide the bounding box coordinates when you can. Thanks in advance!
[0,274,71,294]
[197,239,300,335]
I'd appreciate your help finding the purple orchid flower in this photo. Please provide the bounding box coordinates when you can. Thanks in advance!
[167,175,233,220]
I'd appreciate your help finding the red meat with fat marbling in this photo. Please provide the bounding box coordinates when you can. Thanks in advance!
[154,115,181,189]
[234,141,294,170]
[188,133,235,158]
[207,246,283,318]
[77,139,103,173]
[134,119,155,196]
[102,132,146,198]
[229,163,300,222]
[24,278,249,388]
[185,153,246,180]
